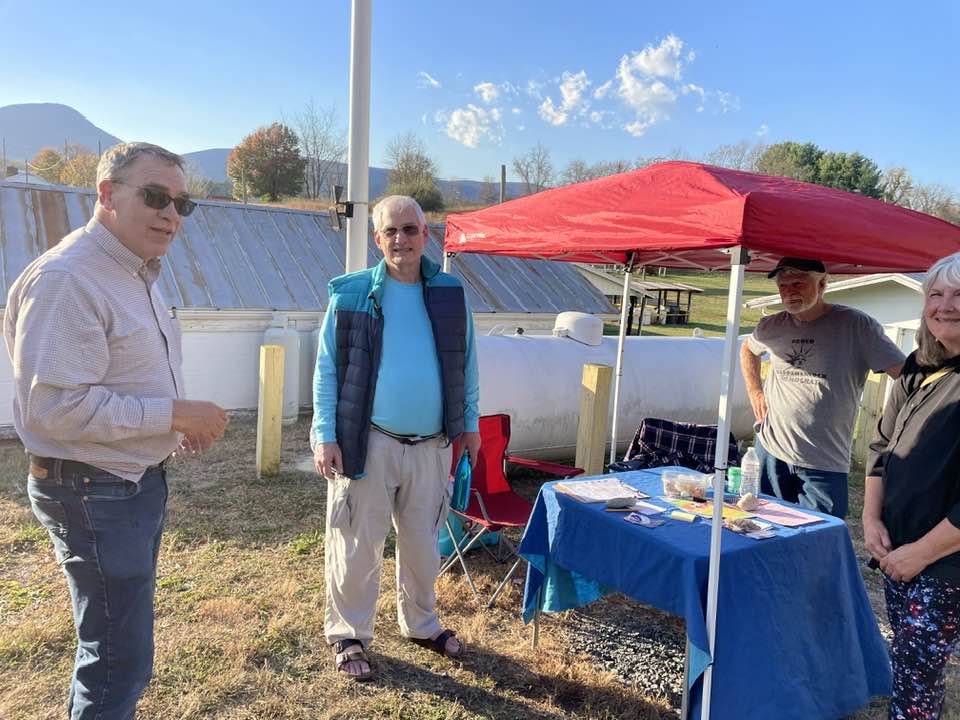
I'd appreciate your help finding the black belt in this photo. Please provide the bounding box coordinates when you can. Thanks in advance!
[371,424,443,446]
[28,454,166,480]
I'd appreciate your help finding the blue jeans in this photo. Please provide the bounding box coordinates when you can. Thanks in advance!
[754,438,849,518]
[27,461,168,720]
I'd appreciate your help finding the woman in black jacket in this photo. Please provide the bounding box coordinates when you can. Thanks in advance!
[864,251,960,720]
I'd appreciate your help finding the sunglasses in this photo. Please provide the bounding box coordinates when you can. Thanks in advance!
[113,181,197,217]
[380,224,422,239]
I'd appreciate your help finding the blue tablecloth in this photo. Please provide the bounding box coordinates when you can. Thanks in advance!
[519,467,891,720]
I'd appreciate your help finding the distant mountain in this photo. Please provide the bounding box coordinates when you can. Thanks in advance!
[0,103,122,162]
[182,148,525,202]
[1,103,527,202]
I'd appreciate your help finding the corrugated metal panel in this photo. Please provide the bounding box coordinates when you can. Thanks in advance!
[0,182,614,314]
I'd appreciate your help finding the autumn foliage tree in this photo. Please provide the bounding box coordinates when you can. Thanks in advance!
[29,147,64,183]
[228,123,305,202]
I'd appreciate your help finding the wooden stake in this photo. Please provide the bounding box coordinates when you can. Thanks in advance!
[575,363,613,476]
[257,344,285,477]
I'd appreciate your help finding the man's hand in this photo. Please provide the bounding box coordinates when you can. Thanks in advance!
[862,516,892,562]
[879,542,929,583]
[461,431,481,467]
[172,400,228,448]
[748,389,768,423]
[177,433,217,455]
[315,442,344,480]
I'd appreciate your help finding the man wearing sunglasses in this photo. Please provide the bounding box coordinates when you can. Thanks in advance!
[4,141,228,719]
[312,195,481,681]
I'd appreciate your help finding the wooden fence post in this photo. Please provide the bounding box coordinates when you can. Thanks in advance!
[852,371,888,466]
[575,363,613,476]
[257,344,285,478]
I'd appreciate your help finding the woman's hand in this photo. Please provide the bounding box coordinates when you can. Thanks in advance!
[862,516,892,562]
[879,542,930,583]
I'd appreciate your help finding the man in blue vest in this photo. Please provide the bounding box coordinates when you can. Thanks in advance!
[312,195,481,681]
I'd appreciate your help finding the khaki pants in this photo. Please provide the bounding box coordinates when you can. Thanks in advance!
[324,429,453,646]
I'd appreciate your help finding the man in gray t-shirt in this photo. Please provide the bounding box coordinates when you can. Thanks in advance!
[740,257,905,517]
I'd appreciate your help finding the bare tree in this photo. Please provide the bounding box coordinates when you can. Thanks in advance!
[184,161,212,198]
[635,146,689,169]
[384,132,443,211]
[881,166,915,206]
[513,143,553,195]
[560,158,634,185]
[478,175,498,205]
[702,140,766,171]
[295,100,346,200]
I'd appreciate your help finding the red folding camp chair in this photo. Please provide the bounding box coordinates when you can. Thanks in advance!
[440,413,584,608]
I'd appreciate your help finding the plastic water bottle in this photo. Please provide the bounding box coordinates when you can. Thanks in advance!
[739,446,761,499]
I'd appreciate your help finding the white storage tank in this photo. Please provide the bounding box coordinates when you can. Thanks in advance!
[476,334,753,460]
[263,314,300,425]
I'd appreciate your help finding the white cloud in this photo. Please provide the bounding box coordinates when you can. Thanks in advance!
[525,79,546,99]
[474,81,500,103]
[616,55,677,136]
[442,103,503,148]
[716,91,740,114]
[626,34,686,80]
[594,80,613,99]
[417,71,441,89]
[538,70,590,126]
[756,123,769,138]
[511,107,522,115]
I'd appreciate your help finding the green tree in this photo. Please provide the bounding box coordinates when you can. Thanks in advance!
[29,147,65,184]
[756,141,823,183]
[817,151,882,198]
[384,132,443,211]
[227,122,305,202]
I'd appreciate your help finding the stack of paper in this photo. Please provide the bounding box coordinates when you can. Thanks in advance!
[555,478,646,503]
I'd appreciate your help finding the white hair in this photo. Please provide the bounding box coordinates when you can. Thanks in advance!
[371,195,427,231]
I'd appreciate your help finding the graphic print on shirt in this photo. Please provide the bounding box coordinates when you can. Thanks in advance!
[777,338,826,384]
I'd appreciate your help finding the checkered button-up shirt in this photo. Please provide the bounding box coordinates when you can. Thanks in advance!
[3,218,184,482]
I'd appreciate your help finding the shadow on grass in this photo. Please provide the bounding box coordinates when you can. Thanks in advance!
[372,650,673,720]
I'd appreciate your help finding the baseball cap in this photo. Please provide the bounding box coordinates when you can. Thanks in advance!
[767,257,826,278]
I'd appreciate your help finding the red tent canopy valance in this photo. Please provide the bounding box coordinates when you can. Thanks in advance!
[444,161,960,274]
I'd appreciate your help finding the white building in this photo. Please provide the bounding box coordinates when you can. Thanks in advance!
[745,273,924,353]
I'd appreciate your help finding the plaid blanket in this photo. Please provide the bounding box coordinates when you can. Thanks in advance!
[608,417,740,474]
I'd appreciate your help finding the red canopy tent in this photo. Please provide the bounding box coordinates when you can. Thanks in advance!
[443,161,960,720]
[445,160,959,273]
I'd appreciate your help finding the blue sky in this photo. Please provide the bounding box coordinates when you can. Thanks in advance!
[2,0,958,189]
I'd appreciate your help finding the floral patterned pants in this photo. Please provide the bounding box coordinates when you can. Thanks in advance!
[885,573,960,719]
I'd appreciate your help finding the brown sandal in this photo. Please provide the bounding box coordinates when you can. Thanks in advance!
[409,629,464,659]
[334,639,373,681]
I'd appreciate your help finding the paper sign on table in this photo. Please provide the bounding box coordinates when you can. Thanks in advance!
[751,499,823,527]
[664,497,754,521]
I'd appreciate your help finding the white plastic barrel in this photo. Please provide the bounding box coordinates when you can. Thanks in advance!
[263,314,300,425]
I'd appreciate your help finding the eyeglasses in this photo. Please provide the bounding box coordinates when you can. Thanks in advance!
[112,181,197,217]
[380,224,422,239]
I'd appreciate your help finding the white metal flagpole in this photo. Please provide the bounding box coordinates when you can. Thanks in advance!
[344,0,372,274]
[609,255,636,464]
[701,247,748,720]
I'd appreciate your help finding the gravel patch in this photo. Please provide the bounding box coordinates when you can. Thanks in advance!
[564,594,686,714]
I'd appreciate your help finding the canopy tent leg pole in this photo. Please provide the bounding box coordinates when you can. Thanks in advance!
[701,247,748,720]
[609,255,636,465]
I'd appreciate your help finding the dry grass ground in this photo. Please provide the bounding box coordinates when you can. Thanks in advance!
[0,417,674,720]
[2,417,957,719]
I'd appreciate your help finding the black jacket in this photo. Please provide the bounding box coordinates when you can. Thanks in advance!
[867,351,960,582]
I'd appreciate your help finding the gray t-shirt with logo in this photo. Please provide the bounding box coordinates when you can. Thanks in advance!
[746,305,905,473]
